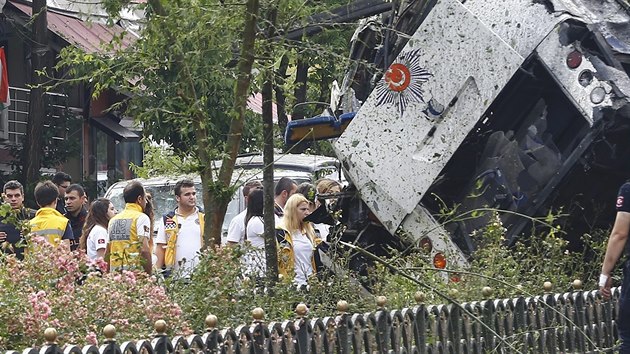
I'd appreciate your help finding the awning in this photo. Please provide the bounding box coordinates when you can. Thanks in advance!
[90,116,140,142]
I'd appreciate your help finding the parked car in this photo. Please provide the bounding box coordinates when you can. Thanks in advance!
[103,153,342,242]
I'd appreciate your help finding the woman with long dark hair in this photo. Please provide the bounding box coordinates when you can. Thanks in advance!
[243,188,265,276]
[81,198,117,260]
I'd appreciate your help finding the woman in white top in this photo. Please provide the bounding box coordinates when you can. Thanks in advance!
[244,188,266,276]
[80,198,117,260]
[276,193,321,286]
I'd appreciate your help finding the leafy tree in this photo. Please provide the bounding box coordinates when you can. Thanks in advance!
[58,0,260,246]
[57,0,357,250]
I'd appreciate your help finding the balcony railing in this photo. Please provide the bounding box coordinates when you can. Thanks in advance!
[1,87,81,145]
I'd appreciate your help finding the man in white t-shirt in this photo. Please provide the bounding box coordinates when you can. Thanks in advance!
[155,179,204,278]
[226,180,262,246]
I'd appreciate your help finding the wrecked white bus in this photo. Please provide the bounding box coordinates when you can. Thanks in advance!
[287,0,630,271]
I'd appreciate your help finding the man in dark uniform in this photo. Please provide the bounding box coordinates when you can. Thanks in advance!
[64,184,87,251]
[273,177,297,219]
[600,181,630,353]
[0,180,35,259]
[52,172,71,215]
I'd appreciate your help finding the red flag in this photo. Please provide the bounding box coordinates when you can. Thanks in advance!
[0,48,9,110]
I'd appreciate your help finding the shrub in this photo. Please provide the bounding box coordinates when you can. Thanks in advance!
[370,211,615,309]
[0,237,191,350]
[166,246,375,331]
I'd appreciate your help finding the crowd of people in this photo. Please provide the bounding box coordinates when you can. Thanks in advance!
[0,172,342,287]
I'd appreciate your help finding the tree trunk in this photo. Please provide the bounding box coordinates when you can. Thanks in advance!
[23,0,48,186]
[262,7,279,283]
[318,70,331,114]
[145,0,260,248]
[262,66,278,283]
[292,58,309,121]
[214,0,259,246]
[274,55,289,133]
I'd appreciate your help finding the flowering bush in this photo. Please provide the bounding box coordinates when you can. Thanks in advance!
[0,237,191,350]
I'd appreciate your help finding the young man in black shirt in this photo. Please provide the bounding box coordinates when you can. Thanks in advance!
[64,184,87,251]
[52,172,71,215]
[0,180,35,259]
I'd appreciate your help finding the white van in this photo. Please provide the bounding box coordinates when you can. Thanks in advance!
[103,153,342,241]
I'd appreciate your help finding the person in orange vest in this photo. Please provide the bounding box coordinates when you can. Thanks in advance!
[29,180,74,250]
[155,179,204,278]
[107,180,152,273]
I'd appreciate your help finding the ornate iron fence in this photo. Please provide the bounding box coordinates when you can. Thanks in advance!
[10,287,621,354]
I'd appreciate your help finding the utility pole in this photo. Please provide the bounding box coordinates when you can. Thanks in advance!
[23,0,48,186]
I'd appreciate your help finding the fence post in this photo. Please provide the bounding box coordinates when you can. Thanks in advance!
[573,289,586,353]
[251,307,268,354]
[294,303,310,353]
[204,314,220,353]
[481,299,496,352]
[410,291,426,353]
[151,320,172,354]
[449,302,462,354]
[335,300,351,354]
[374,296,390,353]
[100,324,121,354]
[41,328,62,354]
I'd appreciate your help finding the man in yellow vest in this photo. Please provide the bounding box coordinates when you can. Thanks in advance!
[107,180,152,273]
[155,179,204,278]
[29,180,74,250]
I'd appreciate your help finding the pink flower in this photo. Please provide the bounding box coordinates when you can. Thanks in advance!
[122,270,137,285]
[85,332,98,346]
[88,258,108,272]
[170,306,182,317]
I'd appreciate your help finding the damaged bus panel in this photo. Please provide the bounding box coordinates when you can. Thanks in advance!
[318,0,630,268]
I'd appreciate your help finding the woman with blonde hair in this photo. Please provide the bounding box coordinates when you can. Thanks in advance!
[80,198,117,260]
[276,193,321,287]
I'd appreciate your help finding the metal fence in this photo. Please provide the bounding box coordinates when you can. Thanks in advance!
[12,287,621,354]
